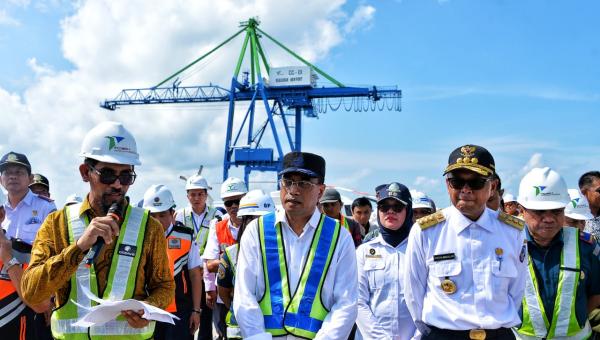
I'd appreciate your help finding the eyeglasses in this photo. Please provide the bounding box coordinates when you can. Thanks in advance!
[224,199,241,208]
[377,203,406,213]
[88,164,136,185]
[447,176,489,190]
[280,178,318,190]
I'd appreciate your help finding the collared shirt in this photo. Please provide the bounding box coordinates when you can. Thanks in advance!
[524,227,600,326]
[585,216,600,242]
[233,208,358,340]
[356,235,416,340]
[20,197,175,309]
[203,218,238,301]
[2,190,56,245]
[404,206,527,335]
[174,205,223,269]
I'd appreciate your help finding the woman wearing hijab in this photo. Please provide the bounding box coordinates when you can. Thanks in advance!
[355,182,416,340]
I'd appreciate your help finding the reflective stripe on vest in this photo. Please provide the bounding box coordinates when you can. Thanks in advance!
[224,243,240,335]
[258,213,340,339]
[216,219,236,246]
[183,207,216,256]
[0,250,30,327]
[51,203,154,339]
[165,229,192,313]
[518,227,591,340]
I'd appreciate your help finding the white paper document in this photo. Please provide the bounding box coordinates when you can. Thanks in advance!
[72,284,179,328]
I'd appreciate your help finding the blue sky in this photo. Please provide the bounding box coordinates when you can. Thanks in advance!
[1,0,599,208]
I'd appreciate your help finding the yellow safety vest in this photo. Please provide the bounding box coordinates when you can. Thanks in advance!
[183,207,217,256]
[51,203,154,339]
[517,227,591,340]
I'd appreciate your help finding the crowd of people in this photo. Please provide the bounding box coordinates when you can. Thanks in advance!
[1,120,600,340]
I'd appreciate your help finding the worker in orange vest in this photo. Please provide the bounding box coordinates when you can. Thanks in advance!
[142,185,202,339]
[202,177,248,339]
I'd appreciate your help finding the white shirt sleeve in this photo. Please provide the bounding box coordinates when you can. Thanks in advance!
[203,261,216,292]
[233,219,272,340]
[355,244,389,339]
[188,240,202,269]
[314,230,358,340]
[404,223,429,336]
[508,230,527,309]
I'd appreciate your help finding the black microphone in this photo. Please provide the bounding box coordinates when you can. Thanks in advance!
[84,202,122,268]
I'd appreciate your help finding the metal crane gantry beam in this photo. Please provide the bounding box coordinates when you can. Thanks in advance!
[101,18,402,186]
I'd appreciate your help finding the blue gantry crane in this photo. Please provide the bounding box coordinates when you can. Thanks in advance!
[101,18,401,185]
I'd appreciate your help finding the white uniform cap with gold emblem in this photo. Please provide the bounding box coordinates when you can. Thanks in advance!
[565,188,594,221]
[142,184,176,213]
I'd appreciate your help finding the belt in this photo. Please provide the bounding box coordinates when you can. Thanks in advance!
[428,326,514,340]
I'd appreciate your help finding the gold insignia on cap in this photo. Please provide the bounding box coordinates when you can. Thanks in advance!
[441,278,457,294]
[460,145,476,158]
[7,153,17,161]
[418,211,445,230]
[498,211,524,230]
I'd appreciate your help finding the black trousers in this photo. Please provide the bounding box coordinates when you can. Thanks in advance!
[197,281,213,340]
[422,326,516,340]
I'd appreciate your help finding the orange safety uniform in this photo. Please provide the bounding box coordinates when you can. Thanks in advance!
[215,218,236,248]
[165,222,194,313]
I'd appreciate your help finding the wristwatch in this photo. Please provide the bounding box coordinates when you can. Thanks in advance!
[5,257,20,271]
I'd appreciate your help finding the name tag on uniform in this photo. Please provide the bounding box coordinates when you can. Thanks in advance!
[433,253,456,261]
[365,248,382,259]
[168,238,181,249]
[118,244,137,257]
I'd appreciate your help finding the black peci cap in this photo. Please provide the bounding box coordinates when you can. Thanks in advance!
[279,152,326,181]
[443,144,495,177]
[0,151,31,173]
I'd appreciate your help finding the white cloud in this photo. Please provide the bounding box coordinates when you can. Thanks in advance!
[7,0,31,7]
[0,0,375,206]
[0,9,20,26]
[344,5,375,34]
[413,176,440,189]
[519,153,545,176]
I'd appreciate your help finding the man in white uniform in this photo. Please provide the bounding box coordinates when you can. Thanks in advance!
[405,144,527,340]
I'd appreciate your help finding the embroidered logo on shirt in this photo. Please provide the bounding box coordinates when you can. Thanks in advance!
[118,244,137,257]
[365,248,382,258]
[168,238,181,249]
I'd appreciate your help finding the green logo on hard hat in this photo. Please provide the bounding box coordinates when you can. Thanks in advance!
[570,198,580,208]
[105,136,125,150]
[533,186,546,196]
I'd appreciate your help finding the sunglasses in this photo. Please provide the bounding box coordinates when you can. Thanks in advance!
[377,203,406,213]
[224,199,241,208]
[447,176,489,190]
[89,164,137,185]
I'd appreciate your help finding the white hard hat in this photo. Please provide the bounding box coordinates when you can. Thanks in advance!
[565,188,594,220]
[142,184,176,213]
[410,190,433,209]
[237,189,275,217]
[221,177,248,199]
[80,121,141,165]
[502,193,516,203]
[518,167,569,210]
[65,194,83,206]
[186,174,212,190]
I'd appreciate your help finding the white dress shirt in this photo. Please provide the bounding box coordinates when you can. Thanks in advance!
[404,206,527,336]
[174,205,223,269]
[2,190,56,245]
[203,218,238,301]
[233,208,358,340]
[356,235,416,340]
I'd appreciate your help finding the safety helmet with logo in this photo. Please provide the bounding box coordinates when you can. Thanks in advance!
[185,174,212,190]
[221,177,248,199]
[565,188,594,221]
[80,121,141,165]
[142,184,176,213]
[410,190,434,210]
[237,189,275,217]
[518,167,570,210]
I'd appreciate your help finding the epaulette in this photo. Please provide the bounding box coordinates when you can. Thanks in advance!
[498,212,524,231]
[418,211,445,230]
[36,194,54,202]
[579,231,595,245]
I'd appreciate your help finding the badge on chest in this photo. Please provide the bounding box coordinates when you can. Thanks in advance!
[168,238,181,249]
